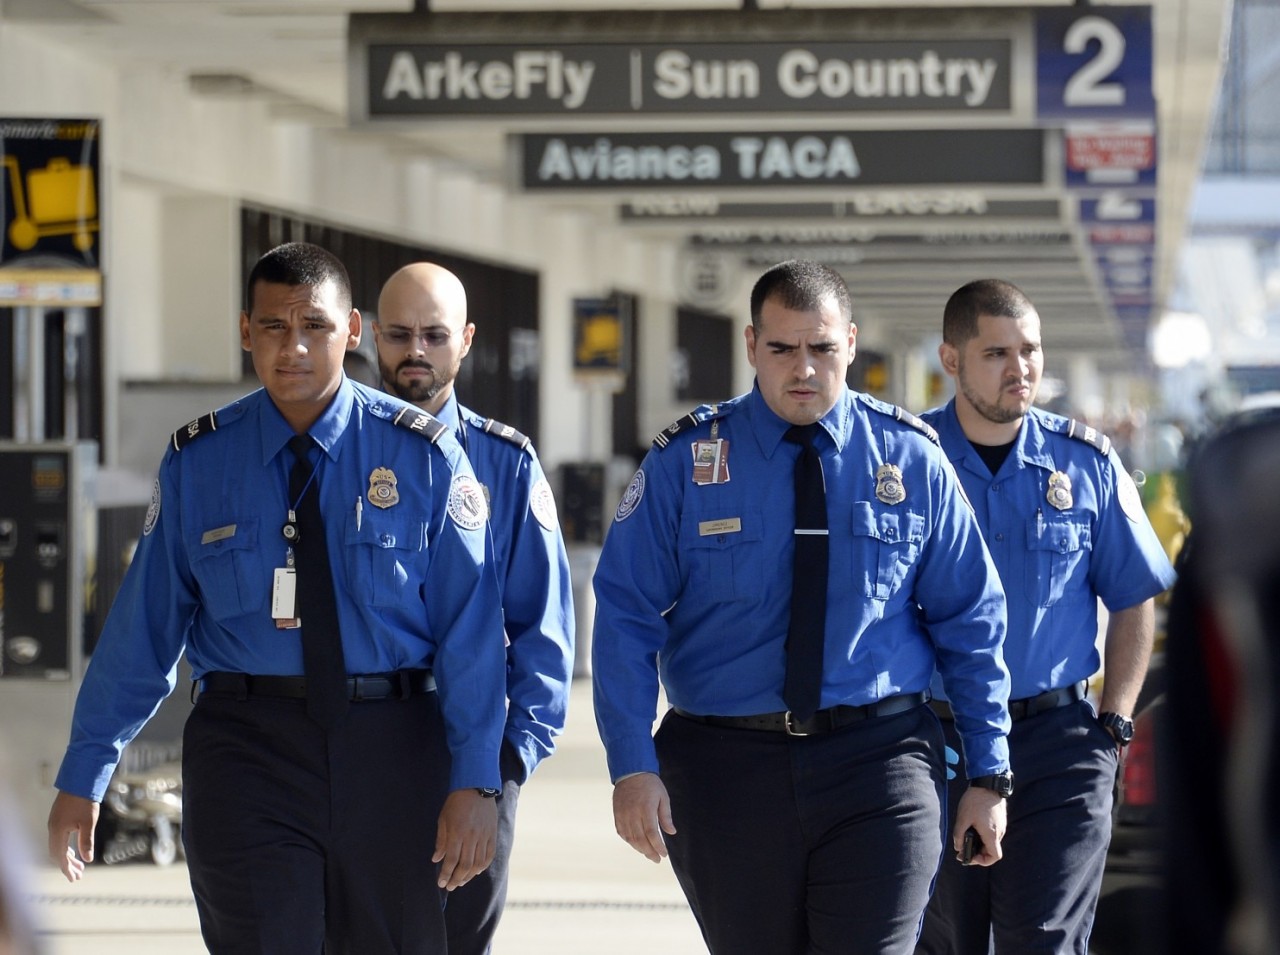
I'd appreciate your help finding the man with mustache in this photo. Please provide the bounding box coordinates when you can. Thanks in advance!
[916,279,1176,955]
[374,262,575,955]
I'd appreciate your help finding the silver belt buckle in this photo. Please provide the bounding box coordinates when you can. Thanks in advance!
[784,711,810,737]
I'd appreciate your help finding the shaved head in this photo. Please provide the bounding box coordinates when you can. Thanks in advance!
[374,262,474,413]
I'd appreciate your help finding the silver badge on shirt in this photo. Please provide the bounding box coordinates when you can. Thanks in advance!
[875,463,906,505]
[1047,470,1073,510]
[368,467,400,509]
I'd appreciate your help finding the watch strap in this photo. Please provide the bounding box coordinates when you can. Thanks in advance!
[1099,711,1134,746]
[968,772,1014,797]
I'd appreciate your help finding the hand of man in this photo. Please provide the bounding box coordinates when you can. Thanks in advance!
[612,772,676,863]
[47,791,99,882]
[433,789,498,891]
[952,786,1008,867]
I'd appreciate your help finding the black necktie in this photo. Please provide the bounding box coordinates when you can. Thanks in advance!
[782,424,828,722]
[288,434,348,729]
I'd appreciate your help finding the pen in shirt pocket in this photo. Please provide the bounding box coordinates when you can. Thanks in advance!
[356,495,363,531]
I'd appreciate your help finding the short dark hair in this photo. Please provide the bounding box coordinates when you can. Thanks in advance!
[245,242,352,313]
[749,260,852,332]
[943,279,1034,346]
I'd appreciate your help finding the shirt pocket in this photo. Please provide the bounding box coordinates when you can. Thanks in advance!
[187,518,266,620]
[680,512,763,602]
[343,510,428,609]
[850,502,925,601]
[1024,516,1091,608]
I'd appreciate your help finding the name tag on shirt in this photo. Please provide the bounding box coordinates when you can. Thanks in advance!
[699,517,742,537]
[201,524,237,545]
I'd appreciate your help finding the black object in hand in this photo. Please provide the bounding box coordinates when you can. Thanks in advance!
[960,827,981,865]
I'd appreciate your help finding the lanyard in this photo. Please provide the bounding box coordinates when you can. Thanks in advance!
[281,448,322,547]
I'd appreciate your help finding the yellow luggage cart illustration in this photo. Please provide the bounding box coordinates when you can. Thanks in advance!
[3,155,99,252]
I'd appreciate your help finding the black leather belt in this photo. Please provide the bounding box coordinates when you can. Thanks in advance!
[198,669,435,702]
[673,691,929,737]
[929,681,1086,722]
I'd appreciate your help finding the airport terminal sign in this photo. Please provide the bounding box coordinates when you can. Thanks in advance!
[620,193,1062,223]
[1036,6,1154,122]
[366,39,1011,118]
[518,129,1044,191]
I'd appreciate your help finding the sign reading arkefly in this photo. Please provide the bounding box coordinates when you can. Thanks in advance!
[350,8,1025,123]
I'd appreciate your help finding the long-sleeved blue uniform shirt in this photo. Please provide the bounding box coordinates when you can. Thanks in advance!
[922,401,1177,699]
[55,378,507,801]
[592,384,1012,782]
[434,393,575,784]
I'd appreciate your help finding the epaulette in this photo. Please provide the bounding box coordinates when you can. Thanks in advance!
[652,404,730,450]
[893,405,940,445]
[391,405,447,443]
[172,411,218,451]
[480,417,531,451]
[855,392,940,445]
[1065,419,1112,456]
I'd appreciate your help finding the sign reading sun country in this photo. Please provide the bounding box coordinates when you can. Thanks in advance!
[365,38,1012,117]
[519,129,1044,191]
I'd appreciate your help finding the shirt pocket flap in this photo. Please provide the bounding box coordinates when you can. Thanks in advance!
[1027,519,1088,554]
[189,518,259,558]
[850,502,925,543]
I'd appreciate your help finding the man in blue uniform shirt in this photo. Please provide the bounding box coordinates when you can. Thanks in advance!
[47,242,508,953]
[591,259,1014,954]
[374,262,575,954]
[916,279,1177,955]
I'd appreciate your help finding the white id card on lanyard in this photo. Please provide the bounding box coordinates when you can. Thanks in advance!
[273,564,300,629]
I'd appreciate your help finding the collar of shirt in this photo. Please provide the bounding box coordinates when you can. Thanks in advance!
[433,391,462,435]
[940,399,1058,479]
[432,392,481,455]
[746,381,851,459]
[256,376,356,466]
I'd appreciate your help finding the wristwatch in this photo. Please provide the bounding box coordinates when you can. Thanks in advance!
[1099,712,1135,747]
[968,771,1015,798]
[476,787,501,798]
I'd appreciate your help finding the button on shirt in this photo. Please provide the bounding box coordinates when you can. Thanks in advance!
[56,378,506,801]
[922,401,1177,700]
[592,384,1011,782]
[434,393,575,784]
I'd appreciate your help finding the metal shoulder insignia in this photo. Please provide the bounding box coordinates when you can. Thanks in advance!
[893,405,940,445]
[652,404,728,450]
[1065,419,1112,456]
[171,411,218,451]
[481,417,532,451]
[391,406,447,443]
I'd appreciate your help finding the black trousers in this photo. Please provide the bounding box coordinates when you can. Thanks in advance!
[916,701,1117,955]
[182,691,450,954]
[442,776,519,955]
[656,703,946,955]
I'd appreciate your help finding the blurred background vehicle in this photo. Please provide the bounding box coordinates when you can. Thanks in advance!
[93,760,183,868]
